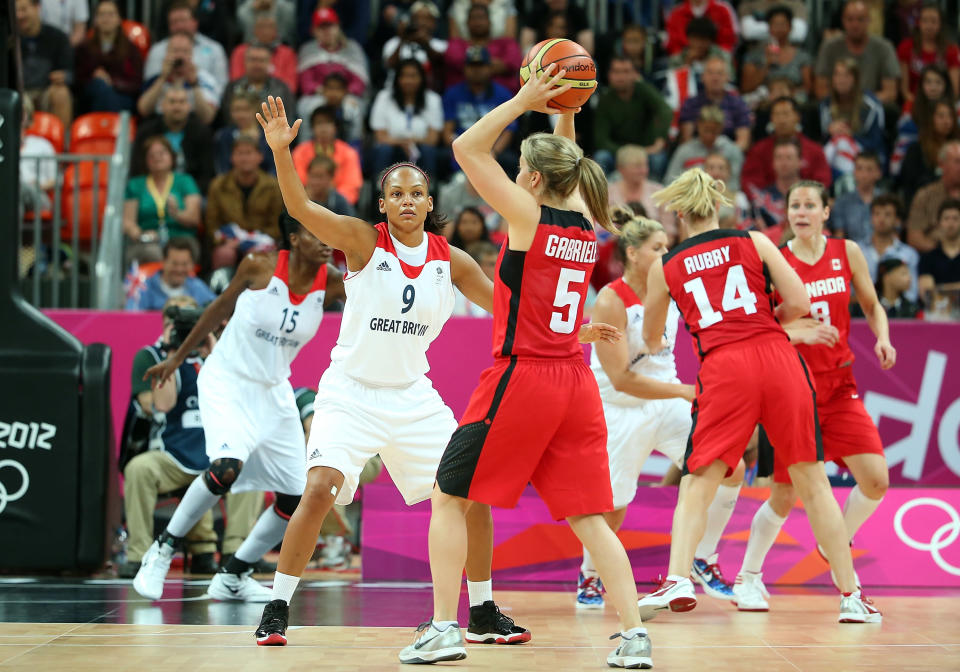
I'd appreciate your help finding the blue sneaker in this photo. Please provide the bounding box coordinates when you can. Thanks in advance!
[691,554,735,599]
[576,571,604,609]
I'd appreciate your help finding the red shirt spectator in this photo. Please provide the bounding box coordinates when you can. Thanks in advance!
[290,106,362,205]
[665,0,738,55]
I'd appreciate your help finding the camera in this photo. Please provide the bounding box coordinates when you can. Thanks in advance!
[172,58,185,69]
[404,24,419,39]
[163,305,204,351]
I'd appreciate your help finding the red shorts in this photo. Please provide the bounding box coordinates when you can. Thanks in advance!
[435,356,613,520]
[771,366,884,483]
[686,335,821,477]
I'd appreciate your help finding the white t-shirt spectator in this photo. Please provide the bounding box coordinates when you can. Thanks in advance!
[20,134,57,189]
[145,36,229,98]
[369,89,444,141]
[41,0,89,36]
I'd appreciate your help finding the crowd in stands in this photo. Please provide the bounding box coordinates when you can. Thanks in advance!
[16,0,960,319]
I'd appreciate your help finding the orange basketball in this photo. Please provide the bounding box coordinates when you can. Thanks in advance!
[519,38,597,110]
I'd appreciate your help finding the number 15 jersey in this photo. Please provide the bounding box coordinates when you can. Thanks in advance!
[662,229,787,358]
[493,206,597,359]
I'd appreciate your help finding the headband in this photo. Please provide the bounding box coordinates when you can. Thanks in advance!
[379,163,430,192]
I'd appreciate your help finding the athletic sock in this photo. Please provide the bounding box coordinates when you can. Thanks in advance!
[467,579,493,607]
[666,574,687,583]
[695,483,741,559]
[432,620,458,629]
[166,476,221,539]
[235,507,289,567]
[581,547,599,578]
[740,500,787,574]
[843,485,882,541]
[623,626,647,638]
[271,571,300,604]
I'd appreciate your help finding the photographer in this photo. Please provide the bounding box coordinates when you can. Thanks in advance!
[137,32,220,125]
[381,1,446,90]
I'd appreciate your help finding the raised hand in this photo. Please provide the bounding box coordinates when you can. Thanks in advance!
[515,63,575,115]
[256,96,302,152]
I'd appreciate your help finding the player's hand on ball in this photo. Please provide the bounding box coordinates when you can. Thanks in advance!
[875,339,896,369]
[515,63,575,114]
[144,359,179,389]
[578,322,622,344]
[256,96,301,151]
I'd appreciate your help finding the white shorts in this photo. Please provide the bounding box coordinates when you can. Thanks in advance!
[307,365,457,506]
[604,396,692,509]
[197,366,306,496]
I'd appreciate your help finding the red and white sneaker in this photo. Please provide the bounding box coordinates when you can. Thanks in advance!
[839,591,882,623]
[637,575,697,621]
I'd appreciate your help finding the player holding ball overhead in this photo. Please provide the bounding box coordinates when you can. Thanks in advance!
[519,38,597,109]
[398,60,654,669]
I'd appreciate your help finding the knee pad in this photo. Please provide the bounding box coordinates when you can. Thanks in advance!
[273,493,301,519]
[202,458,243,495]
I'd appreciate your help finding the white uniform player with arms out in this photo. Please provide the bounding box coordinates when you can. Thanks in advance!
[134,214,346,602]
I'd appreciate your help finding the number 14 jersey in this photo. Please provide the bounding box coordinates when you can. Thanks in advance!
[493,206,597,359]
[662,229,786,359]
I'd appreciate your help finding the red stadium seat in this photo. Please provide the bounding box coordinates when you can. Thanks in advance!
[63,161,111,189]
[60,161,109,242]
[70,112,137,149]
[123,20,151,61]
[26,111,65,153]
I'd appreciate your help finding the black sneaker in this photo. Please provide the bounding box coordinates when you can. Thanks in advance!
[465,601,531,644]
[117,561,141,579]
[188,553,218,575]
[255,599,289,646]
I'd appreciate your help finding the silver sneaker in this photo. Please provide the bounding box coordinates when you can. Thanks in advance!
[132,540,174,600]
[399,621,467,664]
[207,569,273,602]
[607,629,653,669]
[733,572,769,612]
[839,591,882,624]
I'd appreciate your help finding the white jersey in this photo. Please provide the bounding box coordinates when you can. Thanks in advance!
[591,277,682,407]
[205,251,328,385]
[330,223,455,387]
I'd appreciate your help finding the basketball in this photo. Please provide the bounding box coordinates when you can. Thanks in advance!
[519,38,597,110]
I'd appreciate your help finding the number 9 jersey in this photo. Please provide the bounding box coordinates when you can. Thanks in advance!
[492,206,598,358]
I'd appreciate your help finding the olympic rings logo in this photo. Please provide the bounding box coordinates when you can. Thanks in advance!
[893,498,960,577]
[0,459,29,516]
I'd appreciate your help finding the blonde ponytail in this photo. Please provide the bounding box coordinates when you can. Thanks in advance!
[652,167,731,224]
[578,157,614,234]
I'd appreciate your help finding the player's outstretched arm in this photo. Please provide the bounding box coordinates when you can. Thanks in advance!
[450,246,494,313]
[258,96,377,267]
[847,239,896,369]
[751,232,810,323]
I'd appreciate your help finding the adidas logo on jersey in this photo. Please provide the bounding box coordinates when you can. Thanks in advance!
[309,448,321,460]
[377,260,392,271]
[269,286,280,295]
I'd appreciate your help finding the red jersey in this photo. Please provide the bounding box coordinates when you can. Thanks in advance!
[662,229,787,358]
[492,206,597,359]
[779,237,855,373]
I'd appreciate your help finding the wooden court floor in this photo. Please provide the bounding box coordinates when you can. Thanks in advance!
[1,589,957,671]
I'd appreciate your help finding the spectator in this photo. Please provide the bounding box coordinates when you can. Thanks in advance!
[121,296,217,577]
[856,257,923,318]
[382,0,447,90]
[449,206,491,251]
[125,238,215,310]
[665,0,738,56]
[897,2,960,102]
[75,0,143,113]
[443,46,517,175]
[520,0,593,54]
[369,58,443,177]
[298,7,369,99]
[886,0,926,48]
[16,0,73,129]
[810,58,887,178]
[741,5,813,99]
[704,151,753,231]
[863,193,920,300]
[665,105,744,192]
[19,96,57,213]
[237,0,296,46]
[297,72,365,147]
[438,171,501,234]
[593,56,673,176]
[206,136,284,269]
[371,0,419,50]
[144,0,228,98]
[749,76,795,141]
[214,92,275,176]
[908,141,960,252]
[452,0,518,41]
[445,2,523,93]
[742,96,831,195]
[123,136,202,264]
[603,23,652,79]
[831,152,884,244]
[750,137,801,241]
[678,55,753,152]
[900,99,960,204]
[453,239,498,316]
[41,0,88,47]
[607,146,677,244]
[132,86,215,193]
[738,0,808,44]
[137,32,219,125]
[665,17,736,96]
[229,12,297,93]
[304,155,355,217]
[814,0,899,104]
[291,106,363,205]
[891,63,954,177]
[221,43,294,124]
[918,198,960,295]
